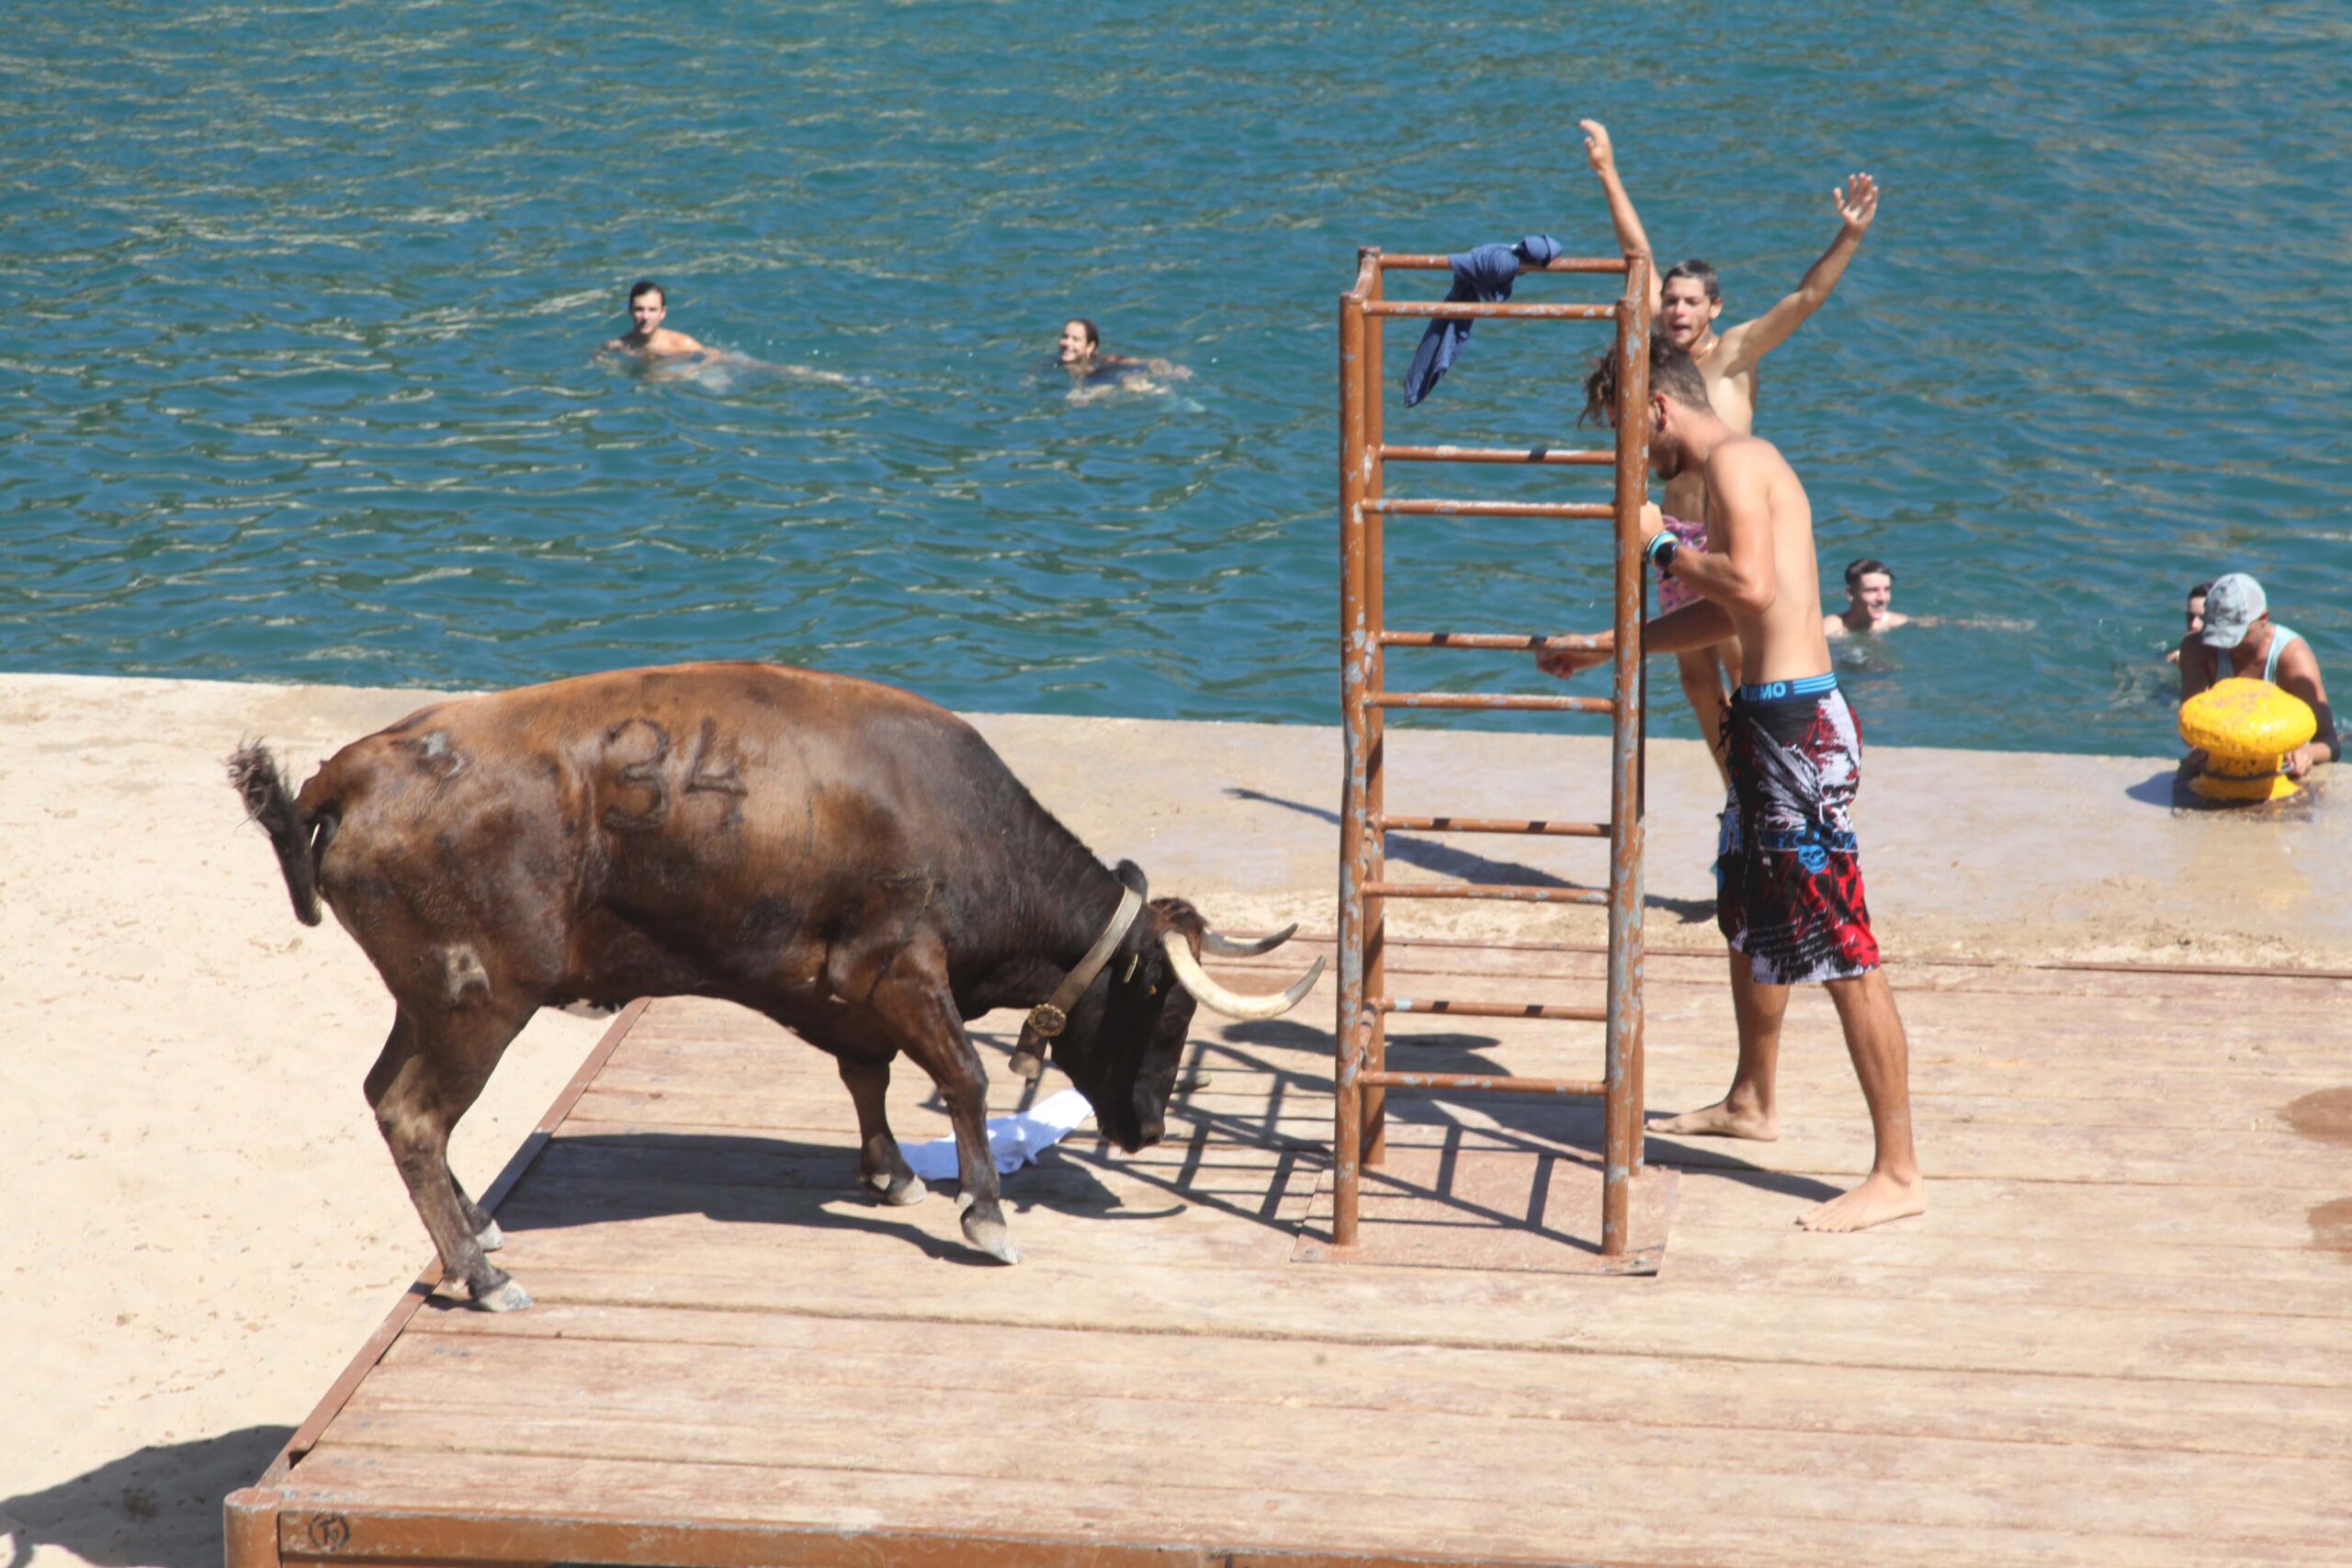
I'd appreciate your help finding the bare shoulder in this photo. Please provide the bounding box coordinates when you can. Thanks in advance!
[1712,315,1763,364]
[1706,432,1787,488]
[2278,635,2329,690]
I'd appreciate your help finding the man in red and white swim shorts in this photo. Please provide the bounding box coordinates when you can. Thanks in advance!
[1715,671,1882,986]
[1540,340,1923,1234]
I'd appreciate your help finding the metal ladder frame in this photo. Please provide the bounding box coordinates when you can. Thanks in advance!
[1335,246,1654,1257]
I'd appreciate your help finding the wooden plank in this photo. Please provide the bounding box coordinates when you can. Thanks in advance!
[485,1155,2352,1317]
[515,1126,2346,1257]
[277,1447,2348,1568]
[514,1119,2350,1259]
[262,960,2352,1568]
[621,986,2352,1073]
[551,1087,2346,1190]
[594,1032,2352,1109]
[576,1053,2351,1136]
[478,1248,2352,1387]
[314,1393,2352,1547]
[385,1313,2352,1460]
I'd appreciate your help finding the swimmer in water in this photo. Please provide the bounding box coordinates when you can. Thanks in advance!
[1581,119,1881,780]
[2163,581,2211,666]
[607,279,710,361]
[1057,318,1189,396]
[1824,558,1914,637]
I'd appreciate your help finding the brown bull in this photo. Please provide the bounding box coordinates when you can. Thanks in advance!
[230,661,1318,1310]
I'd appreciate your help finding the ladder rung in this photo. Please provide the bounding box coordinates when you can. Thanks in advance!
[1361,1069,1608,1097]
[1365,300,1616,321]
[1381,631,1608,652]
[1374,815,1610,839]
[1361,881,1607,906]
[1379,444,1612,467]
[1374,996,1607,1023]
[1375,254,1631,275]
[1365,692,1612,714]
[1366,499,1612,519]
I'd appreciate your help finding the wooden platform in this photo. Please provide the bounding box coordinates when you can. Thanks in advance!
[231,940,2352,1568]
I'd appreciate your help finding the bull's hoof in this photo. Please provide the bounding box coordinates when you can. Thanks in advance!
[471,1278,533,1313]
[866,1169,928,1207]
[959,1208,1023,1266]
[475,1218,505,1252]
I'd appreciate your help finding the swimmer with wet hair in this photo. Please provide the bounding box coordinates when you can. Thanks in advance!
[1825,558,1911,637]
[1057,317,1190,396]
[608,279,709,360]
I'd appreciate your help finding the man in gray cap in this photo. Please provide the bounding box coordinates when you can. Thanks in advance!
[2177,572,2338,780]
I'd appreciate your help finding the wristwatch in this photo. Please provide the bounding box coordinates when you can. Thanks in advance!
[1645,531,1679,575]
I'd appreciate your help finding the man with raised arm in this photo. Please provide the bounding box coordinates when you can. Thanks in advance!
[1579,120,1880,781]
[1538,341,1924,1233]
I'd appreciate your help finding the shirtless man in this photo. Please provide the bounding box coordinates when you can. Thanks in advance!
[1582,120,1880,779]
[1824,558,1911,637]
[607,280,709,359]
[1539,341,1924,1233]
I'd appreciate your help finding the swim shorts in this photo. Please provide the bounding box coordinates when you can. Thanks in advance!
[1715,672,1882,986]
[1656,514,1708,614]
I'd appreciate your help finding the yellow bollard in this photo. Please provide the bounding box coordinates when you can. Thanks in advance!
[2178,677,2317,802]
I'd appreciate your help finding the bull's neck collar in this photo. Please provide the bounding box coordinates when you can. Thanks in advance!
[1023,880,1145,1043]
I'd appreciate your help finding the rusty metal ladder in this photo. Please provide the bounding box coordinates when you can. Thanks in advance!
[1334,246,1655,1258]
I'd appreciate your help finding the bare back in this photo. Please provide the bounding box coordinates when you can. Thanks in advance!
[1663,344,1758,520]
[1702,434,1831,684]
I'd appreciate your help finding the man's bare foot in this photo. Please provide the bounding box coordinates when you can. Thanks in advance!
[1798,1170,1925,1232]
[1651,1100,1777,1140]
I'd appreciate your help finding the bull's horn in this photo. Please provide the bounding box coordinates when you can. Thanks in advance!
[1200,922,1299,957]
[1161,933,1324,1021]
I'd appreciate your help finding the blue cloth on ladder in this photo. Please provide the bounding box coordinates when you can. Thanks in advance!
[1400,233,1564,408]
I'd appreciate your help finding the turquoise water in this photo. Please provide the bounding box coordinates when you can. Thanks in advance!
[5,2,2346,754]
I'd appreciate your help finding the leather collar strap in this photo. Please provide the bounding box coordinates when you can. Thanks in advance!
[1025,882,1145,1041]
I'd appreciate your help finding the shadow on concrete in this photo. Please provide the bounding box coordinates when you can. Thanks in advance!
[2123,769,2188,807]
[1,1425,293,1568]
[1228,785,1575,888]
[1228,785,1723,922]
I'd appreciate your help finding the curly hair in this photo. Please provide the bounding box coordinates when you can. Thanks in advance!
[1577,336,1709,428]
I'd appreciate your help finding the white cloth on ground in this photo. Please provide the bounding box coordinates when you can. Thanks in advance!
[899,1088,1094,1181]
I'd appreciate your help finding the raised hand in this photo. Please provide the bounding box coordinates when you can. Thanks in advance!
[1835,172,1880,235]
[1580,119,1616,175]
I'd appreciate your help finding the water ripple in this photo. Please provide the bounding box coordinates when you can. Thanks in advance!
[1,1,2346,753]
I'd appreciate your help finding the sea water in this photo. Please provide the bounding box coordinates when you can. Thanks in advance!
[3,1,2346,754]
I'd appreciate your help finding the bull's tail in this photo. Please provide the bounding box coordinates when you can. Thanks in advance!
[227,740,329,927]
